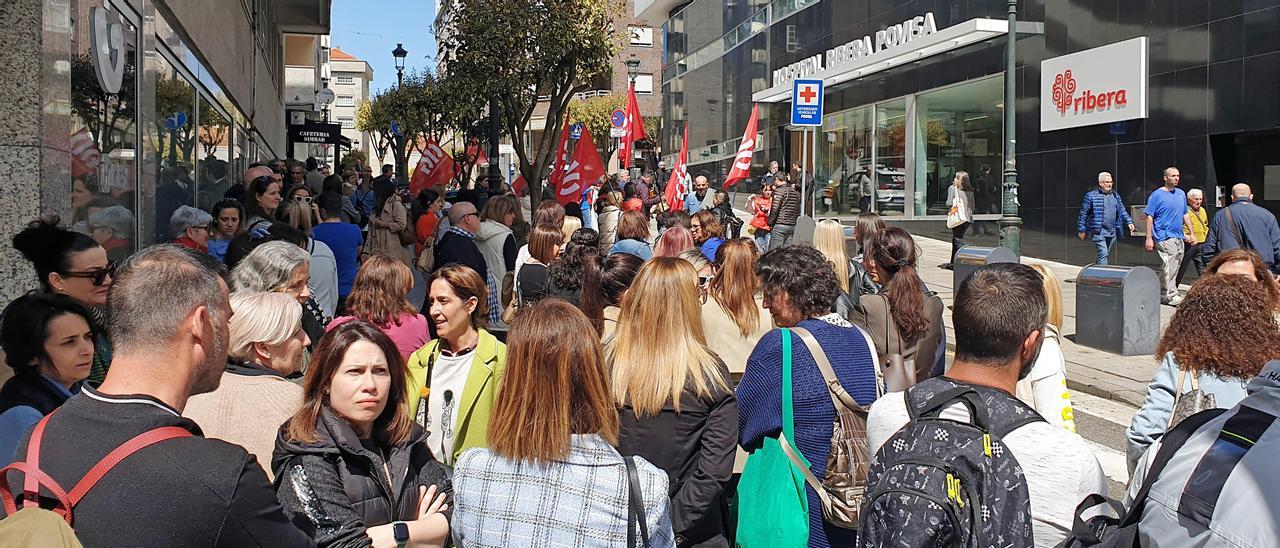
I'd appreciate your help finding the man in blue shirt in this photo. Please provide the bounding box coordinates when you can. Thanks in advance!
[1077,171,1136,265]
[1144,167,1196,305]
[312,192,364,314]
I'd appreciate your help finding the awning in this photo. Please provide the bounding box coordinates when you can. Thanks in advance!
[752,18,1044,104]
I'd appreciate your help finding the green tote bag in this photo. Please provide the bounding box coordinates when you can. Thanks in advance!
[735,328,811,547]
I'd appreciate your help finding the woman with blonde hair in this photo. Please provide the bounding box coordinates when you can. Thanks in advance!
[1015,264,1076,432]
[608,257,737,547]
[185,291,309,478]
[453,300,674,546]
[702,238,771,377]
[327,254,429,360]
[813,220,851,292]
[561,215,583,244]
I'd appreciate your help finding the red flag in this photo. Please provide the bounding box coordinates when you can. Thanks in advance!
[409,137,456,197]
[465,138,489,166]
[619,85,646,169]
[557,125,606,205]
[70,128,101,179]
[547,112,573,195]
[664,124,690,211]
[724,104,759,189]
[511,173,528,197]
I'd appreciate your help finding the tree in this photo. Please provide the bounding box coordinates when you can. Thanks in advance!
[357,71,487,184]
[198,100,229,157]
[443,0,621,210]
[355,99,389,162]
[69,53,136,155]
[338,149,368,174]
[154,75,196,166]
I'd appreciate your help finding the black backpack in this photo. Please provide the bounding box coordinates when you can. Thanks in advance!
[859,378,1043,547]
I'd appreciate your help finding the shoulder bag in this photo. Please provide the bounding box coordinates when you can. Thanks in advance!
[625,456,652,548]
[1168,368,1217,429]
[735,328,812,547]
[1222,205,1251,250]
[858,294,918,396]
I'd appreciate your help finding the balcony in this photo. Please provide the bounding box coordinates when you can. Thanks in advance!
[285,66,321,108]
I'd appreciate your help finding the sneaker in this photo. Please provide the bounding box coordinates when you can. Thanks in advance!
[1163,296,1183,306]
[939,263,954,271]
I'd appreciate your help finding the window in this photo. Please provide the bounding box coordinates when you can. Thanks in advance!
[335,75,354,85]
[914,77,1004,216]
[634,74,654,94]
[629,26,653,46]
[338,116,355,129]
[337,95,354,107]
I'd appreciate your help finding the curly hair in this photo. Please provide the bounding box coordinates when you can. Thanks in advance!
[1206,248,1280,309]
[756,244,841,319]
[1157,273,1280,379]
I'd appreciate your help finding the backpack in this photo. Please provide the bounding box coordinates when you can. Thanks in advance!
[1053,408,1225,548]
[859,379,1042,547]
[780,327,871,529]
[0,413,192,546]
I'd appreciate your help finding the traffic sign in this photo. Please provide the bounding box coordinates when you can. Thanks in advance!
[791,78,824,126]
[610,127,627,138]
[163,111,187,131]
[570,123,584,139]
[610,109,627,128]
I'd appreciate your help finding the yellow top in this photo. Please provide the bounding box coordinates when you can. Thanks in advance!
[1185,207,1209,242]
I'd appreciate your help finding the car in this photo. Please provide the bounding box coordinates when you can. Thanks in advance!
[875,167,906,211]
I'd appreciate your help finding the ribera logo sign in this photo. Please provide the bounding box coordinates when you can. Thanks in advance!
[1041,38,1148,132]
[1051,69,1129,116]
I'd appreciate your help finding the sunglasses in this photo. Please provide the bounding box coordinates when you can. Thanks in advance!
[699,275,713,286]
[293,195,314,204]
[60,262,116,286]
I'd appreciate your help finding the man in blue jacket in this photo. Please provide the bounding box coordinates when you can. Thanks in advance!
[1203,183,1280,275]
[1077,171,1136,265]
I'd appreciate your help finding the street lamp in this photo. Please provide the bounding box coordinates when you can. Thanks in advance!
[998,0,1022,255]
[392,43,408,86]
[625,55,640,85]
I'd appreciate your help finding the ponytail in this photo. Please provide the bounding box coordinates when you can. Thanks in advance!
[870,227,929,344]
[579,253,604,334]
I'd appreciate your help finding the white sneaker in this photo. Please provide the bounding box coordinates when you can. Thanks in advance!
[1166,295,1183,306]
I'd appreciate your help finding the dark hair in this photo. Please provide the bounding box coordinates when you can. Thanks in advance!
[692,210,723,240]
[305,157,319,171]
[12,216,102,292]
[617,211,649,241]
[411,189,441,223]
[601,252,644,307]
[1,292,97,376]
[953,263,1047,367]
[756,245,842,318]
[623,182,637,199]
[657,210,692,231]
[382,164,394,175]
[317,191,344,218]
[372,180,397,218]
[285,320,414,446]
[532,200,566,229]
[108,245,229,354]
[528,224,562,264]
[549,228,601,292]
[223,222,306,270]
[1157,274,1280,379]
[242,176,279,221]
[321,174,345,195]
[867,227,928,344]
[210,199,245,226]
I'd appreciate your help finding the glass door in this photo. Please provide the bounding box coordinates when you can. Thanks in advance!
[874,99,908,217]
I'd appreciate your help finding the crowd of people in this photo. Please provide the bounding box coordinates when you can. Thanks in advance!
[1,156,1279,547]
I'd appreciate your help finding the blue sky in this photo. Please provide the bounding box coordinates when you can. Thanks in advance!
[330,0,437,94]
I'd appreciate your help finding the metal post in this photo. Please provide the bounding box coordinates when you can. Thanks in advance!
[800,128,808,217]
[488,95,502,194]
[998,0,1023,255]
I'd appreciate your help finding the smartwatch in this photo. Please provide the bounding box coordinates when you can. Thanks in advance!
[392,521,409,547]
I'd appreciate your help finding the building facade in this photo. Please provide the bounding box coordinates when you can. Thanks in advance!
[0,0,331,305]
[329,47,375,162]
[642,0,1280,268]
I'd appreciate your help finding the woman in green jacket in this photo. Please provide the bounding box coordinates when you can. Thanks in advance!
[406,264,507,465]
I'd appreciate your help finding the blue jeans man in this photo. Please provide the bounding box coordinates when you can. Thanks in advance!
[1092,234,1118,265]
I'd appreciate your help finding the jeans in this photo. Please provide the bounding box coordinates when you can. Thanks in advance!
[754,230,771,252]
[769,224,796,251]
[1156,238,1185,301]
[1092,234,1118,265]
[951,222,971,261]
[1177,242,1205,285]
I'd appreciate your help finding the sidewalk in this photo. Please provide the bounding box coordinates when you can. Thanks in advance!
[910,234,1168,407]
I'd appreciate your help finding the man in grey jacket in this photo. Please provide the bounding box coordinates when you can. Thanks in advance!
[1128,359,1280,546]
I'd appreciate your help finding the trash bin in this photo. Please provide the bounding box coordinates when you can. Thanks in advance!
[1075,264,1160,356]
[953,245,1019,288]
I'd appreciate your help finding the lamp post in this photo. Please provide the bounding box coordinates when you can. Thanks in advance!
[391,43,408,182]
[392,43,408,86]
[625,55,641,177]
[998,0,1022,255]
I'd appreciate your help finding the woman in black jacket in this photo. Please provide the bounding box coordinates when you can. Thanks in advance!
[273,320,451,548]
[607,257,738,547]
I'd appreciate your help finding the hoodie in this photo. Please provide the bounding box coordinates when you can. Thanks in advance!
[272,407,452,548]
[474,220,517,330]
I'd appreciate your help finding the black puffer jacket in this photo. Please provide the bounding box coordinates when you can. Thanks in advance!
[616,360,739,548]
[272,407,452,547]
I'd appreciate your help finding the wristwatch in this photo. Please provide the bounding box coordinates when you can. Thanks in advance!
[392,521,409,548]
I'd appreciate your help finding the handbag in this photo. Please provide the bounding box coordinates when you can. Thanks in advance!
[383,202,415,247]
[500,271,518,324]
[735,328,812,547]
[625,456,652,548]
[946,190,968,229]
[1168,368,1217,429]
[860,294,918,396]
